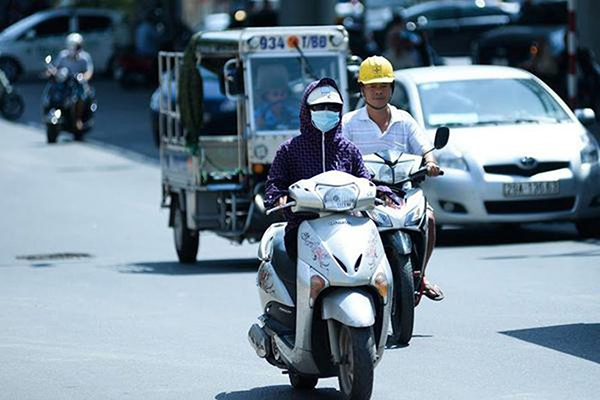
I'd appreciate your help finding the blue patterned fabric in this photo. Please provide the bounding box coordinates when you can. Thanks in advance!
[265,78,376,233]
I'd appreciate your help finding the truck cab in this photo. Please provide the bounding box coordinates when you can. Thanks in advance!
[158,26,354,263]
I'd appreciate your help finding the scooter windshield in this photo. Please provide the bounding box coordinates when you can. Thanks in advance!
[249,55,343,134]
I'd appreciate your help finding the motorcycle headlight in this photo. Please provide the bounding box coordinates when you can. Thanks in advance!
[405,204,425,227]
[366,208,392,227]
[316,184,359,212]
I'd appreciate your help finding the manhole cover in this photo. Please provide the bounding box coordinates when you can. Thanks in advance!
[16,253,93,261]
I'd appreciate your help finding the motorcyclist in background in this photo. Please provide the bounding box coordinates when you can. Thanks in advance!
[48,32,94,131]
[343,55,445,302]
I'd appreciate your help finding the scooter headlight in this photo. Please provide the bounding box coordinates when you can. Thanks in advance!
[375,165,394,184]
[366,208,392,227]
[405,204,424,227]
[316,184,359,211]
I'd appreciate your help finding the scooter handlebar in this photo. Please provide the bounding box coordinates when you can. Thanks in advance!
[266,201,296,216]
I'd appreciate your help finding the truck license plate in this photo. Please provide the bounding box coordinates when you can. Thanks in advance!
[503,181,560,197]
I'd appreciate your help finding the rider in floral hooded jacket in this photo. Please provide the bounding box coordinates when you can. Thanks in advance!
[265,77,393,258]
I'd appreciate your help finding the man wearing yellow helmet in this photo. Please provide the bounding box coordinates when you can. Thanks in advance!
[342,55,444,302]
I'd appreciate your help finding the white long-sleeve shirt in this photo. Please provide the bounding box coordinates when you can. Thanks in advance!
[342,105,431,156]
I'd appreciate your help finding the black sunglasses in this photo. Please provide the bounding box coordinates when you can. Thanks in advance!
[310,103,342,112]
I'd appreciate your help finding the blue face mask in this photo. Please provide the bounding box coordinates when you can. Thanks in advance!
[310,110,340,133]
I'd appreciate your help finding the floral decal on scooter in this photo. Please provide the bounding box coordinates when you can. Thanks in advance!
[300,232,331,269]
[257,264,275,294]
[365,228,380,268]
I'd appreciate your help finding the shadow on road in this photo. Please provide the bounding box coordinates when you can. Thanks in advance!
[215,385,342,400]
[436,223,595,247]
[500,323,600,364]
[119,258,259,275]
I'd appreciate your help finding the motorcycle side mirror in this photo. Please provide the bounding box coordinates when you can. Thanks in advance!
[574,108,596,126]
[434,126,449,149]
[346,55,362,98]
[223,59,244,99]
[422,126,450,157]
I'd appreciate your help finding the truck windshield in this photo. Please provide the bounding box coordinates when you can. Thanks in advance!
[249,55,342,134]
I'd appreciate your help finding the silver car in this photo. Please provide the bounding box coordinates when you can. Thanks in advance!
[0,8,124,82]
[382,65,600,237]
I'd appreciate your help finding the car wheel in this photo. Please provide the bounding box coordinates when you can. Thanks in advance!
[0,58,21,82]
[575,218,600,238]
[1,92,25,120]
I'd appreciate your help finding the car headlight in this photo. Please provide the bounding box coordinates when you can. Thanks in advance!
[316,184,359,211]
[580,132,599,164]
[437,153,469,171]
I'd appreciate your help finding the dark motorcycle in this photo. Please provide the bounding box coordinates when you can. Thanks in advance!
[42,65,96,144]
[0,68,25,121]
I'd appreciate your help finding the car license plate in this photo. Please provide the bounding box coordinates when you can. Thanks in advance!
[503,181,560,197]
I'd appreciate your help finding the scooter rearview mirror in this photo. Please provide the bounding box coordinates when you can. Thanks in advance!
[434,126,450,150]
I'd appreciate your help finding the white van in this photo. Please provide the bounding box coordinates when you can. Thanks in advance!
[0,8,124,81]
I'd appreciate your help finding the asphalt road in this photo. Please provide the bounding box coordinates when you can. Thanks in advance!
[15,76,159,162]
[1,79,599,400]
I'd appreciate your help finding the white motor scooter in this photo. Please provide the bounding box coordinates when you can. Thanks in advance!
[248,170,394,400]
[363,126,449,346]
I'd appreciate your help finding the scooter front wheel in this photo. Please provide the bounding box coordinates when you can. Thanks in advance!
[46,124,60,144]
[389,253,415,345]
[338,325,374,400]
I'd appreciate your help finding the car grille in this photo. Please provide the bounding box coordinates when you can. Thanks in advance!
[483,162,570,177]
[484,197,575,214]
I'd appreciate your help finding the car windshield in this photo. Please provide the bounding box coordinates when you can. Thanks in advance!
[249,55,342,134]
[418,78,571,129]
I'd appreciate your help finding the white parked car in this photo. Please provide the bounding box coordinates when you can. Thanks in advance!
[0,8,124,82]
[374,65,600,237]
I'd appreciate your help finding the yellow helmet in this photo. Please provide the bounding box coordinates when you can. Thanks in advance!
[358,56,395,85]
